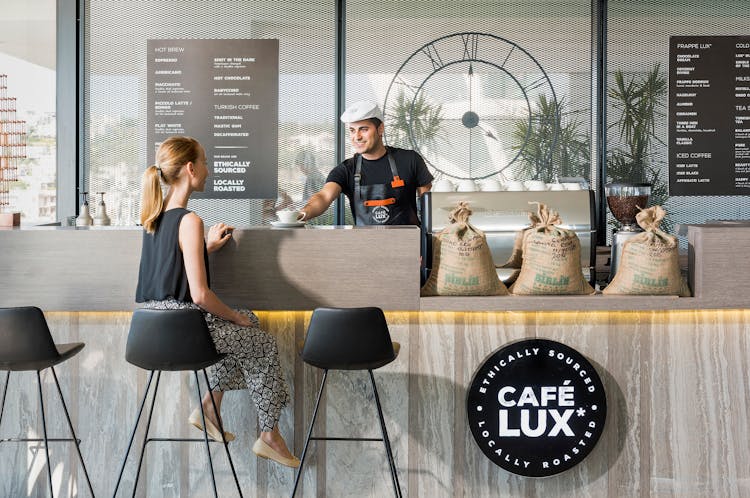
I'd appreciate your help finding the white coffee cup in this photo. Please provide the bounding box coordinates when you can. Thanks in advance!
[548,182,565,191]
[505,180,525,191]
[481,179,503,192]
[562,182,582,190]
[525,180,548,191]
[432,178,455,192]
[456,179,478,192]
[277,209,302,223]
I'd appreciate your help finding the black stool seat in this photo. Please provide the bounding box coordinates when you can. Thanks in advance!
[300,307,399,370]
[126,308,225,371]
[0,306,85,371]
[0,306,94,497]
[114,308,242,498]
[293,307,402,497]
[0,343,85,371]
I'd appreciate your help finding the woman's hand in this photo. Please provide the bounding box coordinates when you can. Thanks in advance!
[206,222,234,253]
[232,310,252,327]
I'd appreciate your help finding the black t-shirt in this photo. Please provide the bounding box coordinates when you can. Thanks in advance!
[135,208,210,303]
[325,147,433,222]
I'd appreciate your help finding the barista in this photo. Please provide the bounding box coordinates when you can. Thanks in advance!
[299,101,433,225]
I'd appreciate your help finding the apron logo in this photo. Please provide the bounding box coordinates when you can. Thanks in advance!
[371,205,390,224]
[467,338,607,477]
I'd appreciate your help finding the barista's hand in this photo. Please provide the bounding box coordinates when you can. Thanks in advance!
[206,222,234,253]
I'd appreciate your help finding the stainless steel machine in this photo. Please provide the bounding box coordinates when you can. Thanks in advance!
[420,190,596,285]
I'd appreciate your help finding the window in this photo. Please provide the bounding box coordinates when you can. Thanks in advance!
[0,0,56,225]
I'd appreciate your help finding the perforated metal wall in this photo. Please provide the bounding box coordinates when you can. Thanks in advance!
[88,1,749,234]
[85,0,336,226]
[344,0,594,221]
[607,0,750,242]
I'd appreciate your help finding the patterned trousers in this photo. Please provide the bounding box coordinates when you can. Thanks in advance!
[142,299,290,431]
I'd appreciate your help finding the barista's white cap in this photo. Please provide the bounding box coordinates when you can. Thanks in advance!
[340,101,383,123]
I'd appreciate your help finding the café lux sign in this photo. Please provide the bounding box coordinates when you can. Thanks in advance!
[467,339,606,477]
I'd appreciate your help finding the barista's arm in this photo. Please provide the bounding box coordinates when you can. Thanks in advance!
[417,183,432,196]
[299,182,342,221]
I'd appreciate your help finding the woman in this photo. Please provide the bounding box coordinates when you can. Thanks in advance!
[135,135,299,468]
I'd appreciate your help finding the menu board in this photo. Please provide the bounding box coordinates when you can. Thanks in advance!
[669,36,750,196]
[147,39,279,199]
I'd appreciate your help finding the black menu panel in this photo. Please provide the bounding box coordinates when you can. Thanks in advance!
[147,39,279,199]
[669,36,750,196]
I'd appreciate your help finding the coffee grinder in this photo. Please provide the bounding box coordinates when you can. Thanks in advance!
[606,182,651,281]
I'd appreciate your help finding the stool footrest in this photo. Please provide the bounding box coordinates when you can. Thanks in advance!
[1,437,81,443]
[310,436,383,442]
[146,437,227,444]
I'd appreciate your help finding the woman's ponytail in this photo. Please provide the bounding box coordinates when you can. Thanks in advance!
[140,165,164,233]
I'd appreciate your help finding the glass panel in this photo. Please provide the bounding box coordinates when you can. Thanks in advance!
[0,0,56,225]
[607,0,750,242]
[345,0,594,222]
[85,0,336,226]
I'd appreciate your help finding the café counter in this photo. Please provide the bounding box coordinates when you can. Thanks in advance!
[1,223,747,311]
[1,224,749,497]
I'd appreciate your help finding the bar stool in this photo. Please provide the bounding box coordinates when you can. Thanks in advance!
[0,306,95,497]
[291,307,402,498]
[112,308,243,498]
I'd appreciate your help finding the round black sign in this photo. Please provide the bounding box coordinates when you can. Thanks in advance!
[467,339,607,477]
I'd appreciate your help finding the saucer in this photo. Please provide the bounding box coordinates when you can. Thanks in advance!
[270,221,306,228]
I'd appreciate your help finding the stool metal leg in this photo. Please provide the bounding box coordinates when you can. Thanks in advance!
[112,370,155,497]
[0,371,9,431]
[369,370,402,498]
[193,370,219,498]
[50,367,95,497]
[37,370,55,498]
[132,370,162,498]
[291,368,329,498]
[201,369,243,498]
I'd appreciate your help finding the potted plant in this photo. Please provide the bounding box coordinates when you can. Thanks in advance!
[606,64,670,220]
[385,89,443,150]
[511,94,590,183]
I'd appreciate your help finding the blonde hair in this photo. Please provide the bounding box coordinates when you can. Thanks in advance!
[140,136,201,233]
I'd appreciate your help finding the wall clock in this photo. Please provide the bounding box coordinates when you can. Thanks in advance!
[383,32,559,181]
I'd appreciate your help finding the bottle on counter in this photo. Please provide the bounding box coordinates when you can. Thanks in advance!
[93,192,111,226]
[76,191,93,226]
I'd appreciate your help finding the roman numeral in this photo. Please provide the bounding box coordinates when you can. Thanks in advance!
[394,75,418,95]
[523,76,548,92]
[421,43,444,70]
[461,33,479,60]
[501,46,516,68]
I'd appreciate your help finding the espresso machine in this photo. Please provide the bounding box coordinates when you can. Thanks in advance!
[605,182,651,281]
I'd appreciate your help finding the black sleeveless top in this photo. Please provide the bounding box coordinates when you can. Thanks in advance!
[135,208,210,303]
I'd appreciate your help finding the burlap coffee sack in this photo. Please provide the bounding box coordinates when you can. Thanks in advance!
[603,205,691,296]
[421,201,508,296]
[509,202,594,295]
[499,207,540,269]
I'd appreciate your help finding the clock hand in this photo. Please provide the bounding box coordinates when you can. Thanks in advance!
[468,63,474,177]
[477,123,498,141]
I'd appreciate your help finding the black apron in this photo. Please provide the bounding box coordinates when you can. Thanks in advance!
[353,150,419,226]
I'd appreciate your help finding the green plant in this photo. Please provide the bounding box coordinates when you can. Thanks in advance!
[607,64,668,207]
[385,90,443,149]
[511,94,590,182]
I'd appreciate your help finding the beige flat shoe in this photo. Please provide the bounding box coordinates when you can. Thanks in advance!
[252,438,300,468]
[188,408,235,443]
